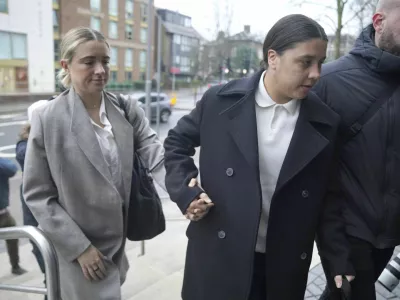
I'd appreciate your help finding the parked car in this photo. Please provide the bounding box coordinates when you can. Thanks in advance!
[130,92,173,123]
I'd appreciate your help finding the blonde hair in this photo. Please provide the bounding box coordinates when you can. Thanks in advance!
[57,27,109,88]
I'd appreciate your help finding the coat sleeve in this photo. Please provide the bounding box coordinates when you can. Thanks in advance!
[0,158,18,178]
[120,95,166,191]
[317,130,355,278]
[23,110,91,262]
[162,91,211,214]
[16,140,27,171]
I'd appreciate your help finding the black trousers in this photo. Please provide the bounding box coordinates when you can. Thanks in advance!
[249,252,266,300]
[321,236,394,300]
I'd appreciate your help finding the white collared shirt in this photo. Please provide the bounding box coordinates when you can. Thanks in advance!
[255,71,301,253]
[90,96,124,198]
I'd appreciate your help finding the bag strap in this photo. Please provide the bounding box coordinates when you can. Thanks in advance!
[343,85,398,143]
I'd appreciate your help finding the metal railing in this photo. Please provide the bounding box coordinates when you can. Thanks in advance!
[0,226,60,299]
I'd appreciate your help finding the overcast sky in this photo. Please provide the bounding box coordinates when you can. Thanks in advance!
[154,0,370,41]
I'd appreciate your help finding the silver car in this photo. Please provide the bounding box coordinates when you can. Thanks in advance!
[130,92,173,123]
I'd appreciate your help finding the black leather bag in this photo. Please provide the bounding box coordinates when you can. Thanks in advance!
[117,95,166,241]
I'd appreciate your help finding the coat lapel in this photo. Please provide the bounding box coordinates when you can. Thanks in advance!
[69,88,113,184]
[275,96,331,192]
[104,95,134,208]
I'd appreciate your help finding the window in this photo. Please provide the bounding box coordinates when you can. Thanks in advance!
[109,0,118,17]
[91,17,101,31]
[53,10,59,33]
[125,24,133,40]
[125,49,133,67]
[140,28,147,43]
[185,18,191,27]
[166,13,172,23]
[0,0,8,13]
[173,34,181,44]
[90,0,101,12]
[110,71,118,82]
[125,71,132,81]
[125,0,134,19]
[175,55,180,64]
[54,40,60,61]
[110,47,118,66]
[109,21,118,39]
[0,32,27,59]
[141,4,148,23]
[140,51,146,70]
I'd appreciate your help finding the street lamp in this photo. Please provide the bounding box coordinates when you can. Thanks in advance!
[224,68,229,74]
[243,69,247,74]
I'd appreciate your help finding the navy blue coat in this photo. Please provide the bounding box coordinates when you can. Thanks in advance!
[164,71,343,300]
[0,158,18,210]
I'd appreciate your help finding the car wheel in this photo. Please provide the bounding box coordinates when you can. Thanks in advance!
[160,110,171,123]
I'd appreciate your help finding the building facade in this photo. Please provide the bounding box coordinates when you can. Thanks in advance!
[326,34,356,61]
[0,0,54,94]
[156,9,202,84]
[202,25,263,80]
[53,0,155,86]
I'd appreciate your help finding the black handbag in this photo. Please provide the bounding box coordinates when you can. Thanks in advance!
[117,95,166,241]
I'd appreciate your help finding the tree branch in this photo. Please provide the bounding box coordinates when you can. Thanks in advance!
[290,0,336,11]
[343,0,371,27]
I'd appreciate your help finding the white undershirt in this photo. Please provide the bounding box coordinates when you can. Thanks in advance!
[90,96,124,199]
[255,71,301,253]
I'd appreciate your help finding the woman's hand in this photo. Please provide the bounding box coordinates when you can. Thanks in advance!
[185,178,214,221]
[77,245,107,281]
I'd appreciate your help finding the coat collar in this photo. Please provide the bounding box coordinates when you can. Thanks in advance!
[218,71,338,191]
[69,88,133,206]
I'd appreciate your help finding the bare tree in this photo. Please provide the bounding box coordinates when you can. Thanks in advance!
[291,0,377,59]
[350,0,379,31]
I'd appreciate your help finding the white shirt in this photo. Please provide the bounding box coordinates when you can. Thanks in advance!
[90,96,124,198]
[255,71,301,253]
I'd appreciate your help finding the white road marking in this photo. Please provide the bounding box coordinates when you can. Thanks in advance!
[0,145,16,158]
[0,113,24,120]
[0,120,27,127]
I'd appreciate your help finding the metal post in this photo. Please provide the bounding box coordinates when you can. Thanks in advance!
[0,226,60,299]
[144,0,153,121]
[156,14,162,134]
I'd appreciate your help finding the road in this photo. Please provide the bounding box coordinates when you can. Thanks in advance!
[0,105,193,254]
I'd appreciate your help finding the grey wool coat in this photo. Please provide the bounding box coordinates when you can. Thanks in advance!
[23,87,165,300]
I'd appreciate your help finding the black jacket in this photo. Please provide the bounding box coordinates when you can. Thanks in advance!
[313,24,400,249]
[164,70,343,300]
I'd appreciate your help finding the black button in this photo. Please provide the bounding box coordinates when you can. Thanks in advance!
[300,252,307,260]
[226,168,234,177]
[218,230,226,239]
[302,190,309,198]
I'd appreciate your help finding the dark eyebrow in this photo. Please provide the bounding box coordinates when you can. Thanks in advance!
[79,56,110,61]
[299,55,315,60]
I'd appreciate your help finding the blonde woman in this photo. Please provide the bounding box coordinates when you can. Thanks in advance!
[23,27,165,299]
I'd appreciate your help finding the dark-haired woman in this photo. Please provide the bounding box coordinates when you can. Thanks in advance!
[164,14,351,300]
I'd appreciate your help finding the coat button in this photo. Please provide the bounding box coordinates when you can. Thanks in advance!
[300,252,307,260]
[226,168,234,177]
[218,230,226,239]
[301,190,309,198]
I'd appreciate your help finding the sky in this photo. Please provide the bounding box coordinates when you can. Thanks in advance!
[154,0,371,41]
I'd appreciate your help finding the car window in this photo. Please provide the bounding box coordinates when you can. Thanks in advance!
[151,96,165,103]
[138,97,145,104]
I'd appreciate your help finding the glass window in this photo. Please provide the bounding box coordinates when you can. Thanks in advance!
[109,21,118,39]
[0,0,8,13]
[110,71,118,82]
[125,49,133,67]
[140,51,146,69]
[185,18,191,27]
[173,34,181,44]
[0,32,11,59]
[91,17,101,31]
[141,4,148,23]
[54,40,60,61]
[110,47,118,66]
[166,13,172,22]
[140,28,147,43]
[109,0,118,17]
[125,0,133,19]
[53,10,59,32]
[12,34,27,59]
[175,56,180,64]
[125,71,132,81]
[125,24,133,39]
[90,0,101,12]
